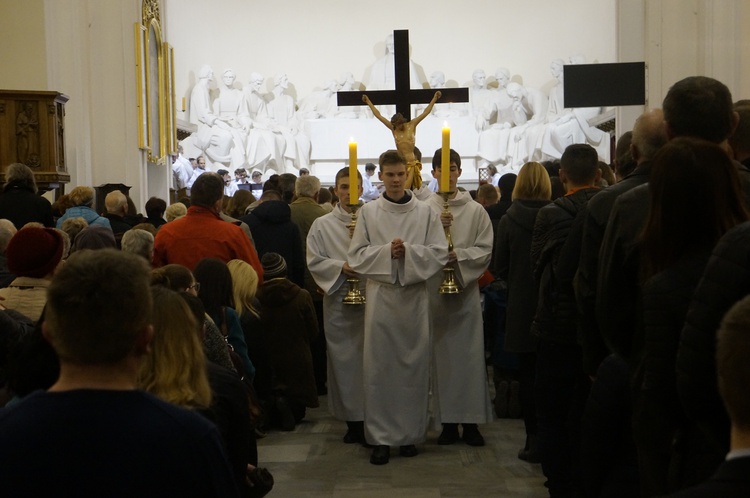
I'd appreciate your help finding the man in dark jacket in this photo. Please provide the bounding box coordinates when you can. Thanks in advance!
[241,191,305,288]
[575,109,667,375]
[531,143,601,498]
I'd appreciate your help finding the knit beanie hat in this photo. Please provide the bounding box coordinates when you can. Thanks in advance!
[261,252,287,280]
[7,227,64,278]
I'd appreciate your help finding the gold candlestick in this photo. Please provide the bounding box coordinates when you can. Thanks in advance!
[438,191,461,294]
[343,203,366,305]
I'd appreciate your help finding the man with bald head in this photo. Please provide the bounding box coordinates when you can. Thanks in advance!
[575,109,668,375]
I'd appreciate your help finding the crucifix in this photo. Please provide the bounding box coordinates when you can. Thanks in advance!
[337,30,469,189]
[337,29,468,120]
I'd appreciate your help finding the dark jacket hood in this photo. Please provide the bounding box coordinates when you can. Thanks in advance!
[257,278,301,307]
[249,200,291,225]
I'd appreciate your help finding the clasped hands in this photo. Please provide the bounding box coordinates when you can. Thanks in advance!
[391,238,405,259]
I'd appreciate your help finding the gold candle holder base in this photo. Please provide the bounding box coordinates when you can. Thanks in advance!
[343,276,367,305]
[344,203,366,305]
[438,190,462,295]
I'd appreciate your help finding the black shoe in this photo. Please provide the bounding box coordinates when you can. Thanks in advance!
[275,397,295,431]
[437,423,460,445]
[518,435,540,463]
[370,445,390,465]
[462,424,485,447]
[399,444,418,457]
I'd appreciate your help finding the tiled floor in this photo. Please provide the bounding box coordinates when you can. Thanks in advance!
[257,397,548,497]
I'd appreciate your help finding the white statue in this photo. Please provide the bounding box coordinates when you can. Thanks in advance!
[211,68,251,169]
[477,67,515,170]
[540,57,610,162]
[491,68,515,125]
[506,82,549,167]
[267,73,312,171]
[243,72,286,172]
[189,65,238,169]
[364,33,423,117]
[469,69,495,133]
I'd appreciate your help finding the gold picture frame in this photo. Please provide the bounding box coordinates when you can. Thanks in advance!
[134,23,149,150]
[136,0,176,165]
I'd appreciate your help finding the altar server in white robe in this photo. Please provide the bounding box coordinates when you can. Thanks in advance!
[424,149,494,447]
[307,167,367,445]
[348,150,448,465]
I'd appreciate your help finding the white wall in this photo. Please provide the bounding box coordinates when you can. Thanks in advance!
[165,0,618,123]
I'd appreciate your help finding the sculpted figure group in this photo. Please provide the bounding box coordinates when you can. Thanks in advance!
[187,38,609,176]
[189,65,308,175]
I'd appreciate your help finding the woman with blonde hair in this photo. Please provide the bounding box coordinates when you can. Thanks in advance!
[494,161,552,462]
[227,259,273,404]
[138,285,212,410]
[141,285,273,496]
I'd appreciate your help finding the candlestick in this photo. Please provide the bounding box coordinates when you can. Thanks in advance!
[438,190,461,295]
[343,203,366,305]
[441,123,450,192]
[349,138,358,206]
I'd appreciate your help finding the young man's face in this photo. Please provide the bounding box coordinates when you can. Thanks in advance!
[197,157,206,169]
[378,162,407,198]
[334,175,363,202]
[222,173,232,186]
[433,162,461,191]
[366,169,375,178]
[252,174,262,183]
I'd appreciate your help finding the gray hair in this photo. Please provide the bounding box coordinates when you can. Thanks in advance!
[0,218,17,253]
[60,217,88,245]
[165,202,187,222]
[295,175,321,198]
[5,163,37,193]
[121,229,154,261]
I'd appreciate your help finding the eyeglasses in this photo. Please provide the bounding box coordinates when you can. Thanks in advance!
[188,282,201,292]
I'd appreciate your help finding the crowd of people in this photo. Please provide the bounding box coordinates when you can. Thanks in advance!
[0,74,749,497]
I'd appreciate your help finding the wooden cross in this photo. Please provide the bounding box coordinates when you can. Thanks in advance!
[337,29,469,121]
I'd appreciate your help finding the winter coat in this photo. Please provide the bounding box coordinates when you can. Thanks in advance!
[494,199,551,352]
[256,278,319,408]
[531,187,599,344]
[241,200,304,288]
[576,162,652,375]
[0,182,53,229]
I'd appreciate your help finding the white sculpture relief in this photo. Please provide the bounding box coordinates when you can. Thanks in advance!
[189,65,237,169]
[243,72,286,173]
[267,73,312,172]
[469,69,495,133]
[477,67,515,170]
[298,80,338,119]
[506,82,549,168]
